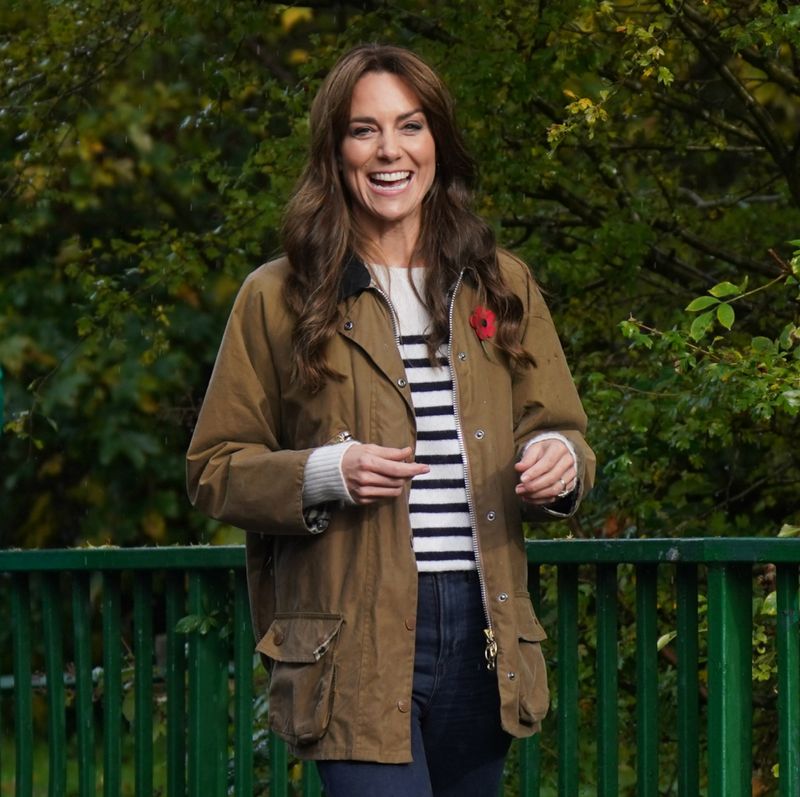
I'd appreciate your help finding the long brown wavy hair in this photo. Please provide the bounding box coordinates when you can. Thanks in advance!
[282,43,534,393]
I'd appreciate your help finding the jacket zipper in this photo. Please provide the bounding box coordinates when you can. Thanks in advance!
[446,272,497,671]
[370,283,402,346]
[374,274,497,670]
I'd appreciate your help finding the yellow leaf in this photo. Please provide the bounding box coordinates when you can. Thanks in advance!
[289,48,310,66]
[142,510,167,542]
[282,7,313,33]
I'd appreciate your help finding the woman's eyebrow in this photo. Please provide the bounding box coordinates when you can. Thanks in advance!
[348,108,425,124]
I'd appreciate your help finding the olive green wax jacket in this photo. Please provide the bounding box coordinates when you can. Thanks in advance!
[186,252,595,763]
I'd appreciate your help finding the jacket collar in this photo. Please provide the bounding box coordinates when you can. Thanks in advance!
[337,252,475,301]
[339,255,372,301]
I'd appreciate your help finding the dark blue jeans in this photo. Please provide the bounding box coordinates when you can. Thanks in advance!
[317,571,511,797]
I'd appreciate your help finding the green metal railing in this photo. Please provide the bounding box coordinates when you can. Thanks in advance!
[1,539,798,795]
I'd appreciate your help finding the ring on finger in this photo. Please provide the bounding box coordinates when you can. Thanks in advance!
[557,477,571,498]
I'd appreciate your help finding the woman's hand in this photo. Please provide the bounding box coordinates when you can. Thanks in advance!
[514,439,576,505]
[342,444,429,505]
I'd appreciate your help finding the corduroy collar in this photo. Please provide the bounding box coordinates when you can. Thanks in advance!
[338,255,372,301]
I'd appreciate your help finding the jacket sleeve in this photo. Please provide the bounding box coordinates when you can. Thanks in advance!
[510,259,596,518]
[186,270,314,534]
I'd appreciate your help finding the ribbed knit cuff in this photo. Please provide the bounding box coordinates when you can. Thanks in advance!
[302,441,358,508]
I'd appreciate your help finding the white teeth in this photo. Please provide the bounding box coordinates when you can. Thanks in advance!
[371,171,411,182]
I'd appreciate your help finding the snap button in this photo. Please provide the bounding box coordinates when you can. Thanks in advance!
[405,617,416,631]
[397,377,407,388]
[487,511,496,521]
[498,592,509,603]
[272,629,284,646]
[397,699,410,713]
[343,320,353,331]
[507,671,516,681]
[458,351,467,361]
[474,429,485,439]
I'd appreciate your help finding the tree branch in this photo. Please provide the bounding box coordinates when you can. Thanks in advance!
[681,0,800,97]
[665,3,790,172]
[652,218,782,277]
[619,77,761,145]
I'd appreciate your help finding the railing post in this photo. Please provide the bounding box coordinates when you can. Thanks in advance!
[596,563,618,797]
[557,564,579,797]
[72,572,96,797]
[40,573,67,797]
[187,570,229,797]
[11,573,33,797]
[676,564,699,797]
[134,573,154,797]
[102,572,122,797]
[636,564,658,797]
[233,571,254,796]
[707,563,752,797]
[165,572,187,797]
[270,731,289,797]
[776,564,800,796]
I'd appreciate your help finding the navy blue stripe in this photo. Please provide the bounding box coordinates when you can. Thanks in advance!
[415,551,476,562]
[415,406,451,417]
[416,430,458,441]
[399,334,427,345]
[411,479,464,489]
[411,381,452,393]
[409,503,469,514]
[415,454,462,465]
[412,527,473,537]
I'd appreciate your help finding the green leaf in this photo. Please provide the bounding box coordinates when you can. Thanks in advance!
[716,303,735,330]
[657,631,677,651]
[761,591,777,616]
[751,336,774,351]
[781,390,800,410]
[708,281,740,298]
[685,295,719,312]
[779,324,797,350]
[175,614,205,634]
[778,524,800,538]
[690,310,714,341]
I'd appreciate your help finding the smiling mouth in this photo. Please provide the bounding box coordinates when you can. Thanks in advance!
[368,170,413,191]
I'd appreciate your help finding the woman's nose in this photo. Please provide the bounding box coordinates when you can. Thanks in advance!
[377,132,400,160]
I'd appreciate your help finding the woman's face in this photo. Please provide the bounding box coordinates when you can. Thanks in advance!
[339,71,436,244]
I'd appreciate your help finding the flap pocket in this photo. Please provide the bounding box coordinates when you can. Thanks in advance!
[515,592,547,642]
[257,613,343,663]
[256,613,344,747]
[514,593,549,727]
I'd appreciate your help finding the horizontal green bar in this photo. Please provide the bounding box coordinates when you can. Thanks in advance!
[527,538,800,565]
[4,540,800,573]
[0,546,246,572]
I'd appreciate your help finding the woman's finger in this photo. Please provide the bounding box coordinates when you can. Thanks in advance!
[342,444,429,504]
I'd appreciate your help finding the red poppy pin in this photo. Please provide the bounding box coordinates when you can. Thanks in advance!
[469,306,496,341]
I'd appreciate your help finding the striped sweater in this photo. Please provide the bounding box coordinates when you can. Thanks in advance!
[373,266,476,572]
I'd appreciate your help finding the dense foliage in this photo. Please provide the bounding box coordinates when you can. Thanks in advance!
[2,2,799,541]
[2,2,798,793]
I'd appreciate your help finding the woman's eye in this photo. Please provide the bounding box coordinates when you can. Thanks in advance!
[403,122,423,132]
[350,126,373,137]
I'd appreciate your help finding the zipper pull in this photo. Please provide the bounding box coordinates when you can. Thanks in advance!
[483,628,498,671]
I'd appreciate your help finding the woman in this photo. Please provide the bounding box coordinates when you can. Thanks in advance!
[187,44,594,797]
